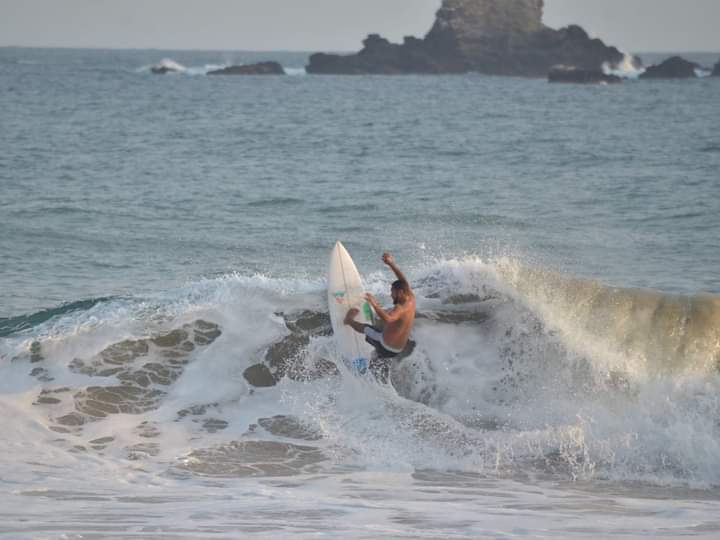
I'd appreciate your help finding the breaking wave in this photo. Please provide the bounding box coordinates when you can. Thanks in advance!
[1,258,719,488]
[603,53,645,78]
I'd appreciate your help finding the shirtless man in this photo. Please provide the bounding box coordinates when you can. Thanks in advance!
[344,252,416,379]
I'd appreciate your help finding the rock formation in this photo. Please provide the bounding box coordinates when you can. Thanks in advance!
[307,0,632,77]
[207,62,285,76]
[639,56,700,79]
[151,66,177,75]
[548,65,622,84]
[712,59,720,77]
[150,59,185,75]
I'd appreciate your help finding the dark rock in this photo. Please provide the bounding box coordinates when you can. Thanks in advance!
[243,363,277,387]
[639,56,700,79]
[52,320,221,434]
[202,418,229,433]
[282,310,331,334]
[243,310,335,388]
[258,415,323,441]
[175,440,327,478]
[265,333,310,373]
[712,59,720,77]
[548,65,622,84]
[307,0,634,77]
[30,340,43,362]
[207,62,285,76]
[151,66,175,75]
[308,33,469,75]
[150,60,184,75]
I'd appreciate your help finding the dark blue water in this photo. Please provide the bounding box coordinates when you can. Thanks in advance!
[2,47,719,317]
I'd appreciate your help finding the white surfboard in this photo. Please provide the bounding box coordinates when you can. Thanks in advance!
[328,241,374,372]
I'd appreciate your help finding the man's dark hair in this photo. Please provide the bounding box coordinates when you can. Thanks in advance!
[391,280,409,294]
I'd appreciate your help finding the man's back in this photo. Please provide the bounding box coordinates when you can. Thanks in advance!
[383,294,415,350]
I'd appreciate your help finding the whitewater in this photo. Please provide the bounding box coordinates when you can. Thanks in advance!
[1,47,720,538]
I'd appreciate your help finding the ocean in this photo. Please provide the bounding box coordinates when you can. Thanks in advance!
[1,47,720,538]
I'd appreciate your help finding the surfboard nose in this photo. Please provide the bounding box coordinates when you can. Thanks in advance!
[332,241,350,258]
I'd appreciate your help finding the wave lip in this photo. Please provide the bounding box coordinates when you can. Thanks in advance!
[492,260,720,378]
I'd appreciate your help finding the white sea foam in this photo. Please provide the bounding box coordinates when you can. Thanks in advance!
[138,59,235,76]
[152,58,187,73]
[7,264,720,482]
[2,261,720,536]
[140,59,298,77]
[284,67,307,76]
[603,53,645,78]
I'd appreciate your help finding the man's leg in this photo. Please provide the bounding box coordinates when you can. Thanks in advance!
[343,308,367,335]
[344,310,392,382]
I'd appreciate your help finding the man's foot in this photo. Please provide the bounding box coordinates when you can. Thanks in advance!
[344,308,359,325]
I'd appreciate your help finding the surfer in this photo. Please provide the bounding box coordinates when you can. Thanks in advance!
[344,252,416,380]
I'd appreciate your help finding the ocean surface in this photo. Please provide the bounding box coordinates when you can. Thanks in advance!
[1,47,720,539]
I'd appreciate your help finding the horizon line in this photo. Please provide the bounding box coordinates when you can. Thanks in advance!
[2,44,720,56]
[0,44,340,54]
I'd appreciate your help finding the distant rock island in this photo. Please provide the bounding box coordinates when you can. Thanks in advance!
[307,0,635,77]
[712,59,720,77]
[639,56,700,79]
[150,59,185,75]
[207,62,285,76]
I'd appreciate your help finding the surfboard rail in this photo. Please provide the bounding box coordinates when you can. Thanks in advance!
[327,241,374,373]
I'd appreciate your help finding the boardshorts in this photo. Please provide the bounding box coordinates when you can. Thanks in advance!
[363,326,404,358]
[362,326,415,383]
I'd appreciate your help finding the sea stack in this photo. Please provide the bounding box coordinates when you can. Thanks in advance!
[207,62,285,75]
[639,56,700,79]
[307,0,633,77]
[712,59,720,77]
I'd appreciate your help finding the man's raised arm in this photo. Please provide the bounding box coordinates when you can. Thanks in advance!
[383,253,410,289]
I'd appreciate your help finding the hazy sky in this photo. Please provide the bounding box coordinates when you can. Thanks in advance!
[1,0,719,53]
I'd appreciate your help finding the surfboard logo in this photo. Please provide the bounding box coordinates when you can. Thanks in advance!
[351,357,368,374]
[362,302,374,323]
[333,291,346,304]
